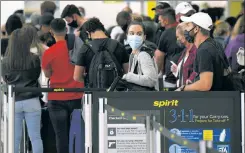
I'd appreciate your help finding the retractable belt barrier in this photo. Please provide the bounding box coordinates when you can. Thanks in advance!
[1,85,244,153]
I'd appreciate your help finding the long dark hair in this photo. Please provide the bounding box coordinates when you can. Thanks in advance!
[5,28,35,70]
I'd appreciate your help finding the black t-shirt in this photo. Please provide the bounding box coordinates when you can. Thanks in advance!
[194,38,224,91]
[154,26,165,46]
[75,38,129,73]
[157,26,183,83]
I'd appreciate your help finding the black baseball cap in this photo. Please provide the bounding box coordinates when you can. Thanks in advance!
[151,2,171,11]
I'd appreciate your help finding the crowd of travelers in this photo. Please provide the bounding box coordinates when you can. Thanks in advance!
[0,1,244,153]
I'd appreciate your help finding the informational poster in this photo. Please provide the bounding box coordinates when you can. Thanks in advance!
[165,98,235,153]
[107,110,160,153]
[168,128,231,153]
[92,92,241,153]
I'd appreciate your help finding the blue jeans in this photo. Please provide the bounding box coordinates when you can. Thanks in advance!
[15,97,43,153]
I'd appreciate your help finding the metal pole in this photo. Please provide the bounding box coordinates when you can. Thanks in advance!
[8,85,15,153]
[140,0,145,15]
[146,116,151,153]
[156,122,161,153]
[241,93,245,153]
[151,116,156,153]
[88,93,92,153]
[3,92,8,153]
[84,94,89,153]
[84,94,93,153]
[99,98,105,153]
[104,98,108,153]
[199,140,206,153]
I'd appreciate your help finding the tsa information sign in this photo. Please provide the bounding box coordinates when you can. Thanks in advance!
[92,92,241,153]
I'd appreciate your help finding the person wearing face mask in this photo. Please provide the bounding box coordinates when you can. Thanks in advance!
[38,12,56,47]
[73,17,129,85]
[175,2,196,23]
[154,8,183,88]
[176,12,226,91]
[171,22,197,87]
[61,4,87,42]
[122,22,159,90]
[151,2,171,45]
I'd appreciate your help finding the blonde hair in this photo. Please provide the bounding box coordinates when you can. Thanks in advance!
[131,13,143,22]
[213,21,230,37]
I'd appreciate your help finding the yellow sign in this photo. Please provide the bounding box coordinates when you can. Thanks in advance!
[203,130,213,141]
[229,1,242,17]
[153,100,179,107]
[147,1,157,19]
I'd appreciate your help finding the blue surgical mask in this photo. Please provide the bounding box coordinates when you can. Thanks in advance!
[127,35,144,51]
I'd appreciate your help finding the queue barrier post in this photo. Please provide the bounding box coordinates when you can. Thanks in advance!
[84,93,93,153]
[3,90,8,153]
[199,141,213,153]
[99,98,106,153]
[8,85,15,153]
[145,116,151,153]
[241,92,245,153]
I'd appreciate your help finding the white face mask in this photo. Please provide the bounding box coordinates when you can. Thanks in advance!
[127,35,144,51]
[237,47,245,66]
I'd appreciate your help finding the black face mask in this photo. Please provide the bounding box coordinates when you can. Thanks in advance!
[68,20,78,28]
[154,14,159,23]
[176,40,185,49]
[184,26,197,43]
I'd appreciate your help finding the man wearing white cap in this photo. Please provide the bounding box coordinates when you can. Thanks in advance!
[176,12,226,91]
[175,2,196,23]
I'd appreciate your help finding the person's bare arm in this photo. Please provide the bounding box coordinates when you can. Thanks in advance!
[43,68,52,78]
[73,65,85,82]
[154,49,165,73]
[183,72,213,91]
[122,63,129,74]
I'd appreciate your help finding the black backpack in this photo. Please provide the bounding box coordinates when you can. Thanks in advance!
[87,39,122,88]
[207,41,245,91]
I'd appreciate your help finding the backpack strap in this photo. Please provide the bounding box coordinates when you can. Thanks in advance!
[106,39,123,76]
[206,40,231,76]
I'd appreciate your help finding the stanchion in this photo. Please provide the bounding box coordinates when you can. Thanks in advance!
[242,93,245,153]
[146,116,151,153]
[3,92,8,153]
[199,141,213,153]
[104,98,108,153]
[8,85,15,153]
[84,93,93,153]
[150,115,156,153]
[199,141,207,153]
[99,98,106,153]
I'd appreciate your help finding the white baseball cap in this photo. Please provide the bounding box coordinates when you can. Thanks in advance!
[180,12,213,31]
[175,2,194,15]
